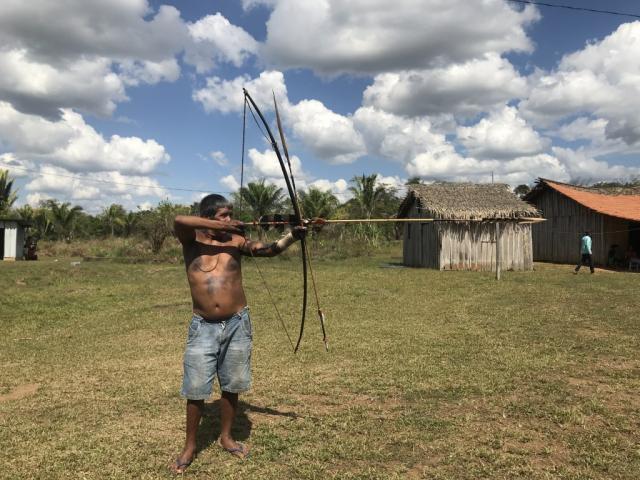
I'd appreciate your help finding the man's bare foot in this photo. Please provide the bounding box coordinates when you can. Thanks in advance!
[219,436,250,459]
[169,449,195,474]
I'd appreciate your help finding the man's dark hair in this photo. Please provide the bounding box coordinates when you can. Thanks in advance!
[199,194,230,218]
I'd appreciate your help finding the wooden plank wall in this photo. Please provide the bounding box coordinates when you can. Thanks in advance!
[530,189,628,265]
[439,222,532,271]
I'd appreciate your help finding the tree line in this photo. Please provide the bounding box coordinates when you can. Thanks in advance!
[0,170,403,252]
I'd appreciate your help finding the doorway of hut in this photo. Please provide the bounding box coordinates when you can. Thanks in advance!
[0,228,4,260]
[629,222,640,255]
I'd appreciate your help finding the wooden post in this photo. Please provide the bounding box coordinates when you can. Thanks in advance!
[495,222,501,281]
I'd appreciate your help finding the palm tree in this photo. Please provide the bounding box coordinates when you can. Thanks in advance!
[47,200,83,242]
[15,204,34,222]
[299,187,339,219]
[101,204,126,237]
[348,174,389,219]
[122,211,138,237]
[32,203,54,239]
[0,169,18,214]
[237,179,286,220]
[346,174,402,245]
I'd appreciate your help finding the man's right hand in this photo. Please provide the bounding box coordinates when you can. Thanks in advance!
[228,220,246,236]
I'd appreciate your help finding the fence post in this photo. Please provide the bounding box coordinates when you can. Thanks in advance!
[496,222,501,281]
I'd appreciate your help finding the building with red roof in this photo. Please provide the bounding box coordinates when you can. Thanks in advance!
[524,179,640,266]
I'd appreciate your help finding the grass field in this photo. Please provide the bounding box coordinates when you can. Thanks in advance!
[1,246,639,479]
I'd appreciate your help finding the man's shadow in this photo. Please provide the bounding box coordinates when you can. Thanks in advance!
[196,400,299,453]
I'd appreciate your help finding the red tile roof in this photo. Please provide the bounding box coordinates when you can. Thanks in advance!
[545,180,640,222]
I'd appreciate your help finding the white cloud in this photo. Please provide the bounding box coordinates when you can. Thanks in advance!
[349,105,560,186]
[350,106,495,180]
[308,178,350,199]
[193,70,287,114]
[353,107,449,164]
[241,0,277,9]
[0,50,127,118]
[22,164,168,210]
[0,102,170,174]
[210,151,229,166]
[25,165,101,200]
[520,70,617,127]
[363,54,527,118]
[261,0,538,75]
[309,178,348,193]
[376,175,407,197]
[457,106,547,159]
[499,154,568,185]
[0,153,31,178]
[0,2,189,117]
[521,21,640,146]
[553,146,640,183]
[552,117,640,159]
[247,147,303,180]
[194,71,365,164]
[221,174,240,191]
[406,150,495,179]
[0,3,260,119]
[118,58,180,86]
[284,100,365,164]
[0,2,187,63]
[184,13,258,73]
[555,117,608,142]
[137,201,154,211]
[242,148,352,198]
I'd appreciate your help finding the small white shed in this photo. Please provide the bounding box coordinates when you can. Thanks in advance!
[0,218,29,261]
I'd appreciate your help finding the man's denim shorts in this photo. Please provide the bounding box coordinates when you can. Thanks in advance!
[181,307,252,399]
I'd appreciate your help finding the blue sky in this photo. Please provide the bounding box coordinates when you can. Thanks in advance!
[1,0,639,213]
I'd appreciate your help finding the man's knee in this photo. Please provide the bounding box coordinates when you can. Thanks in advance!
[221,391,238,400]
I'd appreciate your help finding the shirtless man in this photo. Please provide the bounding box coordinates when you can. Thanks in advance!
[170,193,305,474]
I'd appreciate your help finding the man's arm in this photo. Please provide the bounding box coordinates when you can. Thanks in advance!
[173,215,244,244]
[240,227,306,257]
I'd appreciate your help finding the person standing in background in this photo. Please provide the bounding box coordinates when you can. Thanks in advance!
[574,231,594,274]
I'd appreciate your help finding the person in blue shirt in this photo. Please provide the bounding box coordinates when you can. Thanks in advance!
[574,231,594,274]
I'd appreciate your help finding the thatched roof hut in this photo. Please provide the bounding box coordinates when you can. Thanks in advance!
[399,183,539,220]
[398,183,538,270]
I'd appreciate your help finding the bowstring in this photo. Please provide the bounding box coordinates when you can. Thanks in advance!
[241,95,296,352]
[272,95,328,351]
[289,171,327,349]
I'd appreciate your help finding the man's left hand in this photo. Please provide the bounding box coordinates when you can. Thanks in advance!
[292,225,307,240]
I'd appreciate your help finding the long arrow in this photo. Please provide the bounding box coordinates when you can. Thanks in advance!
[240,217,547,227]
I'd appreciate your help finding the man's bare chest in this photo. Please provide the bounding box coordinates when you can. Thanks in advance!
[185,242,241,274]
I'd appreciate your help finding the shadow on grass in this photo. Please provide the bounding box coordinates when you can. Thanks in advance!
[196,400,298,454]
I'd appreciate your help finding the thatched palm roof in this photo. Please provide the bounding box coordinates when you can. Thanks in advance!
[398,183,539,220]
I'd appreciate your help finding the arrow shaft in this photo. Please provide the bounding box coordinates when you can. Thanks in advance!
[242,217,546,227]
